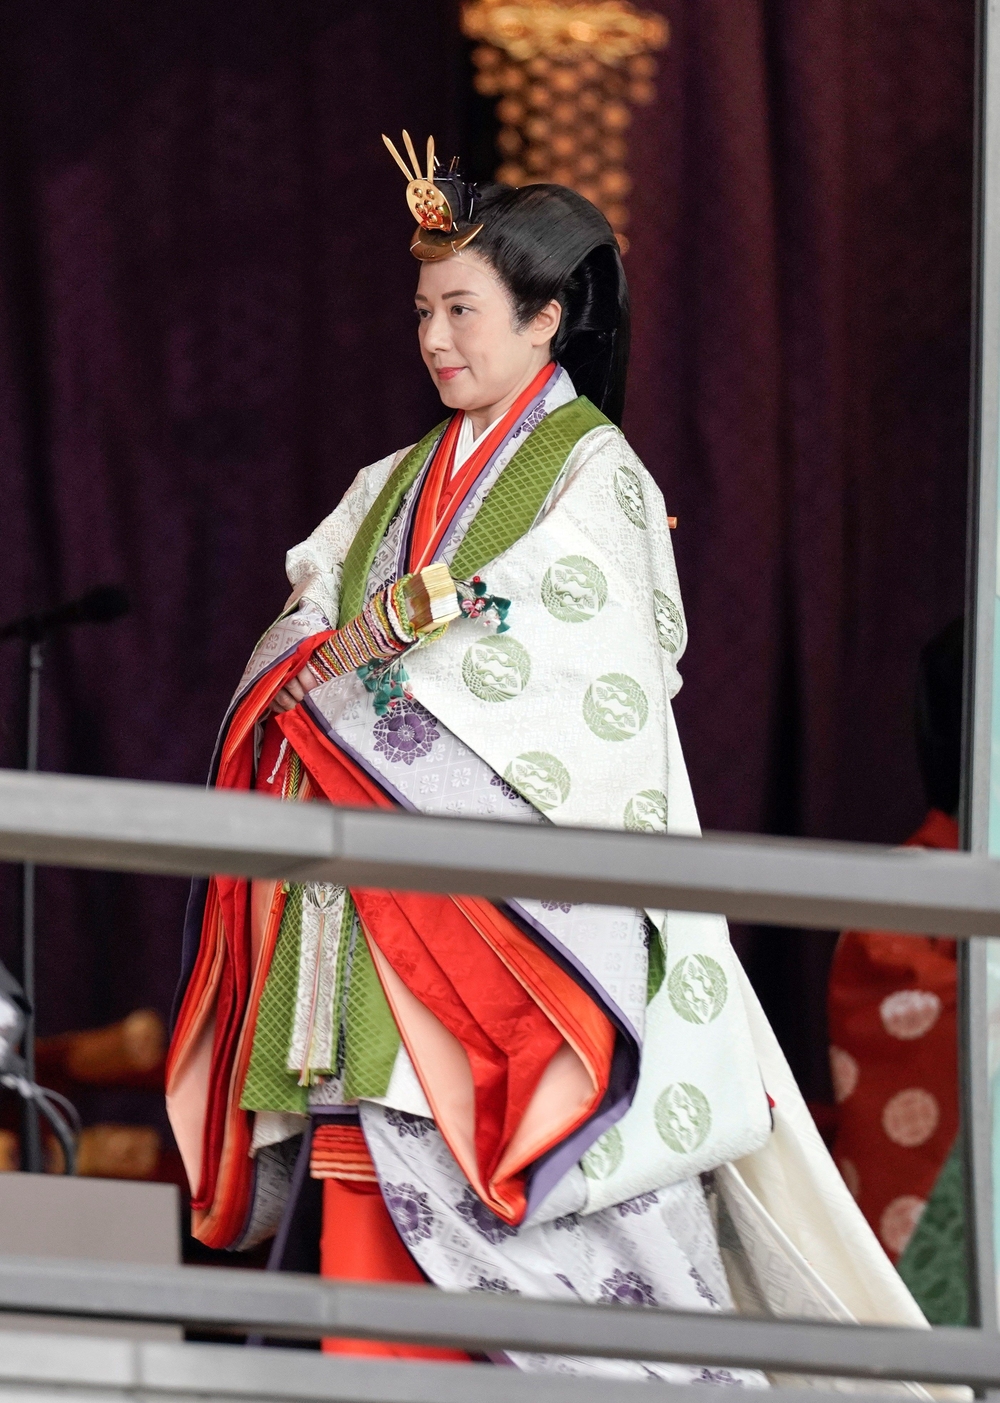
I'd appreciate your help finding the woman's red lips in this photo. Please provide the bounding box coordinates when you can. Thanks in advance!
[436,366,465,381]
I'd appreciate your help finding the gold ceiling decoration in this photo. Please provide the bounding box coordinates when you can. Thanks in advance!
[462,0,668,253]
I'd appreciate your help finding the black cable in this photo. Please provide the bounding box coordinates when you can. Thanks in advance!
[0,1068,79,1174]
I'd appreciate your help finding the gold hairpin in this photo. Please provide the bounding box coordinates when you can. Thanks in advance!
[382,130,484,261]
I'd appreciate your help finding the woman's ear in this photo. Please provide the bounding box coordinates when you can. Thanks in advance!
[528,298,563,348]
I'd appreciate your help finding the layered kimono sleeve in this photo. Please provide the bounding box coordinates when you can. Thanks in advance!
[284,448,410,623]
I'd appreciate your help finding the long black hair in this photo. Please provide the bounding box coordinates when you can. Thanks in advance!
[463,184,630,425]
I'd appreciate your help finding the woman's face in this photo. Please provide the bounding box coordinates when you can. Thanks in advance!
[415,251,561,420]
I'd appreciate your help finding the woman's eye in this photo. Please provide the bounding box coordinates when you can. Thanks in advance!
[415,308,430,320]
[451,304,471,316]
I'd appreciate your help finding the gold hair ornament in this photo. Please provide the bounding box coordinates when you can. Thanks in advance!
[382,130,484,261]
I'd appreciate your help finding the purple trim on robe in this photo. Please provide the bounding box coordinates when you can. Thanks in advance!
[506,899,638,1044]
[523,1038,636,1220]
[265,1120,314,1272]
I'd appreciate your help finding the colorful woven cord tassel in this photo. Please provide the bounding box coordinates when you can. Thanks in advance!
[307,563,461,687]
[456,575,511,633]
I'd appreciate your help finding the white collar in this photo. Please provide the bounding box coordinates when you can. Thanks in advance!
[451,410,504,476]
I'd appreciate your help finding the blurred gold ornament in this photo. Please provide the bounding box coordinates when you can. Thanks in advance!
[462,0,669,250]
[474,70,503,96]
[526,55,552,77]
[628,78,656,104]
[600,167,632,198]
[550,66,581,94]
[498,95,527,124]
[627,52,657,77]
[462,0,668,66]
[600,101,631,131]
[525,114,552,141]
[497,126,524,156]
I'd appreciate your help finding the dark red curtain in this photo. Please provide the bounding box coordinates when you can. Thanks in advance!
[0,1,973,1108]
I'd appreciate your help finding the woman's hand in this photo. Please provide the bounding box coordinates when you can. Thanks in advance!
[271,666,320,713]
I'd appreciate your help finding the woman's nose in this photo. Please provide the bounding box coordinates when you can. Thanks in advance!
[422,309,452,352]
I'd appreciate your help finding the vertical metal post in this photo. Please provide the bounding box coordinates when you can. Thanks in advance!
[20,640,43,1173]
[963,0,1000,1335]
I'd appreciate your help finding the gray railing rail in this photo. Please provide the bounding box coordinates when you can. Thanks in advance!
[0,1329,953,1403]
[0,767,998,936]
[0,1257,992,1387]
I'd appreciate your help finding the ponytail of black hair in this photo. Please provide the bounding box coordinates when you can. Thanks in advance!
[466,183,631,425]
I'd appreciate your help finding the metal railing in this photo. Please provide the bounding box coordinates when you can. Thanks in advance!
[2,767,1000,935]
[0,764,996,1398]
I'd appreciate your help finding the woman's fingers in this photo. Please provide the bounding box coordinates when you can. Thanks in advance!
[270,666,320,714]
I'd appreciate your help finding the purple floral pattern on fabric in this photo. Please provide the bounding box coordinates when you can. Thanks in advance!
[472,1276,519,1293]
[555,1273,582,1299]
[552,1213,579,1231]
[373,701,439,766]
[384,1108,433,1139]
[540,900,572,913]
[455,1187,518,1243]
[689,1267,718,1306]
[598,1269,656,1308]
[698,1369,745,1386]
[616,1192,659,1217]
[512,399,548,438]
[383,1181,435,1245]
[489,773,520,802]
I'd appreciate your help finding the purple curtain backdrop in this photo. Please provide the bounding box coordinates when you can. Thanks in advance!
[0,1,973,1109]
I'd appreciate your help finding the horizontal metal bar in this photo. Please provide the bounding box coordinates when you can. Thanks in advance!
[0,1329,940,1403]
[0,1259,992,1386]
[0,768,997,936]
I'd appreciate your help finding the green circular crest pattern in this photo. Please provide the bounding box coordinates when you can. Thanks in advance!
[667,954,729,1024]
[653,590,683,653]
[540,555,608,623]
[580,1125,624,1180]
[462,636,531,703]
[654,1083,712,1154]
[583,673,649,741]
[504,752,571,811]
[614,462,647,529]
[624,789,668,832]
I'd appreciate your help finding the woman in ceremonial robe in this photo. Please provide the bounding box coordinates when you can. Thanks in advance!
[167,136,932,1380]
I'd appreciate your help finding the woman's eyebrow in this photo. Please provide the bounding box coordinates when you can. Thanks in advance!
[414,289,481,304]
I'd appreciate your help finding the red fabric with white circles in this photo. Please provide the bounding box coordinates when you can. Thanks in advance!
[826,809,958,1261]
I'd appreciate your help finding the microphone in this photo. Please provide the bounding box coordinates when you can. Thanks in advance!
[0,585,130,642]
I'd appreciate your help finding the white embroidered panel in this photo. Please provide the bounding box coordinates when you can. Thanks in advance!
[396,428,770,1210]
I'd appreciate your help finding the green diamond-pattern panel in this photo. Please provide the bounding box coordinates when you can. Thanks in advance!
[240,884,308,1114]
[452,396,612,581]
[338,422,448,625]
[341,922,401,1100]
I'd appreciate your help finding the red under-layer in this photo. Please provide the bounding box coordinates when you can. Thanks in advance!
[169,626,612,1242]
[320,1176,469,1361]
[277,703,613,1223]
[173,634,334,1221]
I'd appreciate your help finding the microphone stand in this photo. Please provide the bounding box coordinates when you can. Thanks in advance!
[20,639,44,1172]
[1,588,129,1173]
